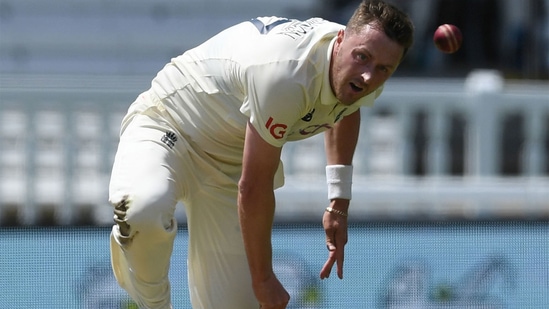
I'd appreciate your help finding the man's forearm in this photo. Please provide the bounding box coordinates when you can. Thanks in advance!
[324,110,360,165]
[237,188,276,284]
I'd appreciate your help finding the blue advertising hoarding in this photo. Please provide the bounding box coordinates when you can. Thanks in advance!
[1,222,547,308]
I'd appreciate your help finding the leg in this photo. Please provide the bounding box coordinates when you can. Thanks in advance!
[182,162,259,309]
[109,112,182,309]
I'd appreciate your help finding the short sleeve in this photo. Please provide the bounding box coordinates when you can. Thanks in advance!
[240,63,309,147]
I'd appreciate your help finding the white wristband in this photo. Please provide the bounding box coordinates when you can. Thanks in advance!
[326,164,353,200]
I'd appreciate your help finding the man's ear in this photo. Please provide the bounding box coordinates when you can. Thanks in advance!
[333,29,345,52]
[337,29,345,43]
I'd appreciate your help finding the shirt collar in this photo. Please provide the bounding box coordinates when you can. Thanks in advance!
[319,37,338,106]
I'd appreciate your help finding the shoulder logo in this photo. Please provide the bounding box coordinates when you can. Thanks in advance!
[301,108,315,122]
[161,131,177,149]
[250,18,291,34]
[265,117,287,139]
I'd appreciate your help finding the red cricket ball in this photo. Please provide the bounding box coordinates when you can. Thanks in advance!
[433,24,463,54]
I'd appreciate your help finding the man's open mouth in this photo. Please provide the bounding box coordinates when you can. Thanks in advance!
[350,82,363,92]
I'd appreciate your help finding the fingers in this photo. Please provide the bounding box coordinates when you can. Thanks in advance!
[320,210,347,280]
[320,249,336,279]
[320,234,337,279]
[336,245,345,279]
[319,241,345,279]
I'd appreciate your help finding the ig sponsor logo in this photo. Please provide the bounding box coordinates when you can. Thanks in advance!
[266,117,287,139]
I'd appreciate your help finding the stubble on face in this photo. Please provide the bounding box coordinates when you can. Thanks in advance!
[329,23,404,106]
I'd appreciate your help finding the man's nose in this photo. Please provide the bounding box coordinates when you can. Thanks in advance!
[361,66,373,83]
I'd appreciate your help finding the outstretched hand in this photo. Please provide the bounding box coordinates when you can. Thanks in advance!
[319,202,349,279]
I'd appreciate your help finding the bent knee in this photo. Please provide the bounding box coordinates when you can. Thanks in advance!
[110,192,177,239]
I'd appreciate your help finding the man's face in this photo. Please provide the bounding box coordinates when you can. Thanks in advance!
[330,23,404,105]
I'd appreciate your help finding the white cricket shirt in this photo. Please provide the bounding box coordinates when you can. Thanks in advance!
[150,17,383,166]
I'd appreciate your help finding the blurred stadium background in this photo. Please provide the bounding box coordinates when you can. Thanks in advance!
[0,0,548,308]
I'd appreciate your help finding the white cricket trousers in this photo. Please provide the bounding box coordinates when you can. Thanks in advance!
[109,95,259,308]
